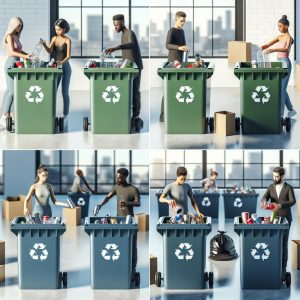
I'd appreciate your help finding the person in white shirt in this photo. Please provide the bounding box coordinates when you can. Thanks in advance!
[70,169,94,194]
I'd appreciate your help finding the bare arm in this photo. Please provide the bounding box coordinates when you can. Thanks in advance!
[188,190,204,217]
[265,36,292,54]
[23,185,35,215]
[58,38,71,64]
[41,36,56,54]
[6,35,30,59]
[49,184,68,207]
[261,36,280,50]
[159,193,176,209]
[99,192,115,208]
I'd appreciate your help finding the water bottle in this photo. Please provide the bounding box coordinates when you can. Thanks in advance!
[120,195,125,210]
[99,49,105,67]
[257,50,264,68]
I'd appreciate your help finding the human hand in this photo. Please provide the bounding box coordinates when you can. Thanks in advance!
[271,203,281,212]
[178,45,189,52]
[260,200,267,209]
[264,48,273,54]
[261,45,268,50]
[168,199,177,209]
[119,200,127,208]
[105,47,117,55]
[23,208,28,216]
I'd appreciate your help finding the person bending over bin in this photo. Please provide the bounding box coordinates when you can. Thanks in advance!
[24,164,69,218]
[201,170,218,192]
[95,168,141,277]
[260,166,296,281]
[159,166,204,217]
[70,169,94,195]
[105,14,144,132]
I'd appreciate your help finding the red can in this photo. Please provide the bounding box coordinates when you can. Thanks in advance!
[246,218,254,224]
[265,203,275,210]
[16,61,23,68]
[241,212,249,224]
[43,215,50,224]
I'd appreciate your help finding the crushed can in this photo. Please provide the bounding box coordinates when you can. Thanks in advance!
[126,215,133,224]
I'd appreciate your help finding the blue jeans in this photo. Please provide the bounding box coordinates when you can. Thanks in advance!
[1,56,18,114]
[57,61,72,115]
[278,57,293,116]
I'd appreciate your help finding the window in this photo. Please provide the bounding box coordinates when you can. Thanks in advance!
[0,151,3,194]
[39,150,149,194]
[58,0,149,57]
[150,0,235,57]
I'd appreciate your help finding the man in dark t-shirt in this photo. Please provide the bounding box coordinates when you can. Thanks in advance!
[160,11,189,122]
[97,168,141,273]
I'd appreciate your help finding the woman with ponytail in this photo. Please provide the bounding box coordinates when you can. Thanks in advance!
[23,165,68,217]
[261,15,296,118]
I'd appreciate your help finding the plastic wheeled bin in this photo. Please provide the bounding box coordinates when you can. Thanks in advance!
[193,190,220,219]
[155,189,169,218]
[7,64,63,134]
[10,216,67,289]
[223,192,259,218]
[83,63,139,134]
[234,62,290,134]
[234,216,291,289]
[158,62,214,134]
[67,192,90,218]
[84,216,139,289]
[155,216,213,289]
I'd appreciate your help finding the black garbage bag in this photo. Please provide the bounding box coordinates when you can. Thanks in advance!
[209,230,238,261]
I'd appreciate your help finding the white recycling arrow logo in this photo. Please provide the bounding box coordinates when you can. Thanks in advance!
[202,197,211,207]
[234,197,243,208]
[176,86,195,104]
[25,85,44,103]
[102,86,121,104]
[101,243,120,261]
[29,243,48,261]
[175,243,194,261]
[77,197,86,206]
[251,86,270,104]
[251,243,270,261]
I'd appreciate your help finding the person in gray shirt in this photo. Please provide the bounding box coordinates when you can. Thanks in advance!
[160,11,189,122]
[160,166,203,217]
[105,14,143,132]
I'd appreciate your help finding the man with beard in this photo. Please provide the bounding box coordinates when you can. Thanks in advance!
[261,166,296,281]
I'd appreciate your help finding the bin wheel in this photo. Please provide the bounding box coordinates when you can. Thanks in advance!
[62,271,67,288]
[6,117,13,132]
[155,271,162,287]
[59,272,63,288]
[285,272,291,287]
[83,117,89,131]
[55,117,59,132]
[58,117,64,133]
[134,271,140,287]
[235,117,241,132]
[285,117,291,132]
[204,271,209,281]
[205,117,209,133]
[209,117,214,133]
[135,117,144,132]
[208,272,214,288]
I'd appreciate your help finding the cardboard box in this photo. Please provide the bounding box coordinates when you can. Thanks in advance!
[0,241,4,265]
[63,207,81,226]
[292,240,300,270]
[2,195,32,221]
[135,213,149,231]
[296,64,300,90]
[228,41,252,64]
[214,111,236,136]
[150,255,157,285]
[0,265,4,284]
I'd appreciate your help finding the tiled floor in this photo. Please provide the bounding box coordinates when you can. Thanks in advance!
[149,189,300,300]
[0,195,149,300]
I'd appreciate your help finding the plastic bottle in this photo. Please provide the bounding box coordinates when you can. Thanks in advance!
[120,195,125,210]
[257,50,264,68]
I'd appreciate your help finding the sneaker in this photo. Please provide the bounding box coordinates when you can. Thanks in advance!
[0,115,7,130]
[287,109,297,118]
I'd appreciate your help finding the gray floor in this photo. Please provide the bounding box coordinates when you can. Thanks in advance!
[149,189,300,300]
[0,195,149,300]
[150,87,299,149]
[0,90,149,149]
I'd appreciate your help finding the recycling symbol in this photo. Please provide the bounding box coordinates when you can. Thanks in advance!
[175,243,194,261]
[233,197,243,208]
[29,243,48,261]
[102,86,121,103]
[101,243,120,261]
[25,85,44,103]
[176,86,194,104]
[251,243,270,261]
[77,197,86,206]
[202,197,211,207]
[251,86,270,104]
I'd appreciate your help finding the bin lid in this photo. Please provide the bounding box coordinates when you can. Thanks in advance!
[234,61,288,75]
[83,65,139,78]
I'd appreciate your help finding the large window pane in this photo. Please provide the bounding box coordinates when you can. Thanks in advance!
[171,0,193,6]
[98,166,115,183]
[98,150,114,165]
[60,0,81,6]
[78,150,95,165]
[150,150,165,164]
[132,150,149,165]
[115,150,129,165]
[41,150,60,165]
[103,0,129,6]
[61,150,77,165]
[283,150,299,164]
[82,0,101,6]
[132,0,149,6]
[166,150,184,164]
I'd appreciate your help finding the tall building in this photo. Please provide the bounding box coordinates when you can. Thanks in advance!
[87,15,102,41]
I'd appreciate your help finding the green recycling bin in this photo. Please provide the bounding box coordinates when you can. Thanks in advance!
[155,216,212,289]
[193,190,220,219]
[84,216,139,289]
[10,216,67,289]
[84,64,138,134]
[234,62,289,134]
[7,65,62,134]
[158,62,214,134]
[234,216,290,289]
[223,192,259,219]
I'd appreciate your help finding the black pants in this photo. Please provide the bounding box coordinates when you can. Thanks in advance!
[132,232,138,271]
[132,70,141,118]
[282,223,291,270]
